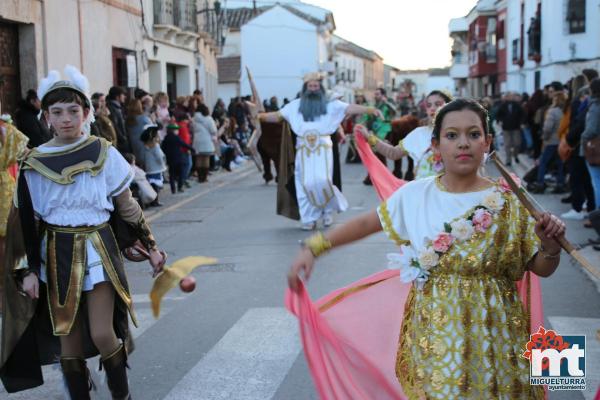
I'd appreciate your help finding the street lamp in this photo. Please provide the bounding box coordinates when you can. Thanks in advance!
[197,1,220,15]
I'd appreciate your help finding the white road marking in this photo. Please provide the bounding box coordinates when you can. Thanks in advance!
[163,307,301,400]
[548,316,600,400]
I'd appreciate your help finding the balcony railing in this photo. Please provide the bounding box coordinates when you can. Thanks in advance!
[154,0,197,32]
[154,0,174,25]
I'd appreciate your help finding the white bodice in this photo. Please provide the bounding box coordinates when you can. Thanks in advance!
[24,136,133,226]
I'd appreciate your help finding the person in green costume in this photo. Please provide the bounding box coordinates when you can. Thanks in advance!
[360,88,396,185]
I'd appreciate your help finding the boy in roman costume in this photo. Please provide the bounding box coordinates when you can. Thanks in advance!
[0,66,165,400]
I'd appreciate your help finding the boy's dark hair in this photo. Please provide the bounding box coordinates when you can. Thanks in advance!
[193,89,202,96]
[197,103,210,116]
[141,127,158,143]
[432,98,489,141]
[427,90,452,103]
[590,78,600,98]
[108,86,126,100]
[41,88,89,111]
[375,88,386,96]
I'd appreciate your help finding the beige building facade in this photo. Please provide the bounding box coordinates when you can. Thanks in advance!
[0,0,220,116]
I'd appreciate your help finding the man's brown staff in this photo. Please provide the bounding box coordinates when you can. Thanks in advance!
[490,152,600,279]
[245,66,264,172]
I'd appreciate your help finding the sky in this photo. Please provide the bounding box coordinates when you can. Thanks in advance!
[225,0,479,70]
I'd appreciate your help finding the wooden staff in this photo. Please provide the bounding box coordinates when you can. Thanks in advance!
[490,152,600,279]
[245,66,264,172]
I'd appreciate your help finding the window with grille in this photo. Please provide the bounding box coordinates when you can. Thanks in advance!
[512,38,520,64]
[566,0,586,34]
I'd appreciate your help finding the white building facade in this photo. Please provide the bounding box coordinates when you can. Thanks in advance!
[0,0,220,117]
[488,0,600,94]
[449,17,469,96]
[239,5,335,101]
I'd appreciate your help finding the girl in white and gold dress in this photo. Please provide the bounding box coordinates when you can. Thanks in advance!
[287,99,565,399]
[358,90,452,180]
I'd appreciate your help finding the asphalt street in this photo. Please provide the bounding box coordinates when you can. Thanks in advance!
[2,151,599,400]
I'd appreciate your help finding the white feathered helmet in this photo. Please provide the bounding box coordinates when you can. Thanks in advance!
[37,65,95,132]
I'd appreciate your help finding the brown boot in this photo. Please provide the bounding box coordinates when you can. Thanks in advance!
[60,357,92,400]
[101,344,131,400]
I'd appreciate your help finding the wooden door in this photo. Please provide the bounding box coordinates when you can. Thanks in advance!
[0,21,21,117]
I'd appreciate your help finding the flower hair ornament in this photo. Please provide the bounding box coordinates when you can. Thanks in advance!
[37,65,95,134]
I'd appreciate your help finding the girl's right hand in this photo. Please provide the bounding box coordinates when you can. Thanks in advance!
[22,273,39,299]
[287,248,315,292]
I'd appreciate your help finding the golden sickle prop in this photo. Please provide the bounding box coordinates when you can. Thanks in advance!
[245,66,265,172]
[489,151,600,279]
[149,256,217,318]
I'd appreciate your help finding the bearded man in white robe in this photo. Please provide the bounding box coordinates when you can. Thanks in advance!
[259,73,382,230]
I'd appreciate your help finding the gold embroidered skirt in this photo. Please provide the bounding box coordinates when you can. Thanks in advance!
[396,275,544,399]
[42,223,136,335]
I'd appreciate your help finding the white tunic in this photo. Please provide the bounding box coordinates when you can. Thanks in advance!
[24,136,133,226]
[399,126,442,180]
[24,135,133,291]
[279,99,349,223]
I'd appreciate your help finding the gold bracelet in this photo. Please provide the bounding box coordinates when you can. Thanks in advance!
[367,134,379,147]
[303,232,332,258]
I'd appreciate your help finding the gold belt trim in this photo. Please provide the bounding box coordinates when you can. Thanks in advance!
[46,222,109,234]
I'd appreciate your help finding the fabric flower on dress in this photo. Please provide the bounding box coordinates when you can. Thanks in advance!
[472,208,493,233]
[418,248,439,269]
[400,265,422,283]
[498,174,521,193]
[432,232,454,253]
[482,191,504,211]
[450,219,474,241]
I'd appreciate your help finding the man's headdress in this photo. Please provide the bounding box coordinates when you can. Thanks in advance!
[303,72,324,83]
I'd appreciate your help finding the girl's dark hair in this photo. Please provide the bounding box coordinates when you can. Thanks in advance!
[427,90,452,103]
[42,88,89,110]
[432,98,489,140]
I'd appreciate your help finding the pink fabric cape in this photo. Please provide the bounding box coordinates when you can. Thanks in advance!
[284,129,545,399]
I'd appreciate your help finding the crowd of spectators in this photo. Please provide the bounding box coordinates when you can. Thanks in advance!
[13,86,254,209]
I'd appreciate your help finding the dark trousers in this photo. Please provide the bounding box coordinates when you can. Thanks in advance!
[569,155,596,212]
[168,161,185,193]
[537,145,564,185]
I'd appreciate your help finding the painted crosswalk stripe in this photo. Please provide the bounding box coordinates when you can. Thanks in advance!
[548,316,600,400]
[163,307,301,400]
